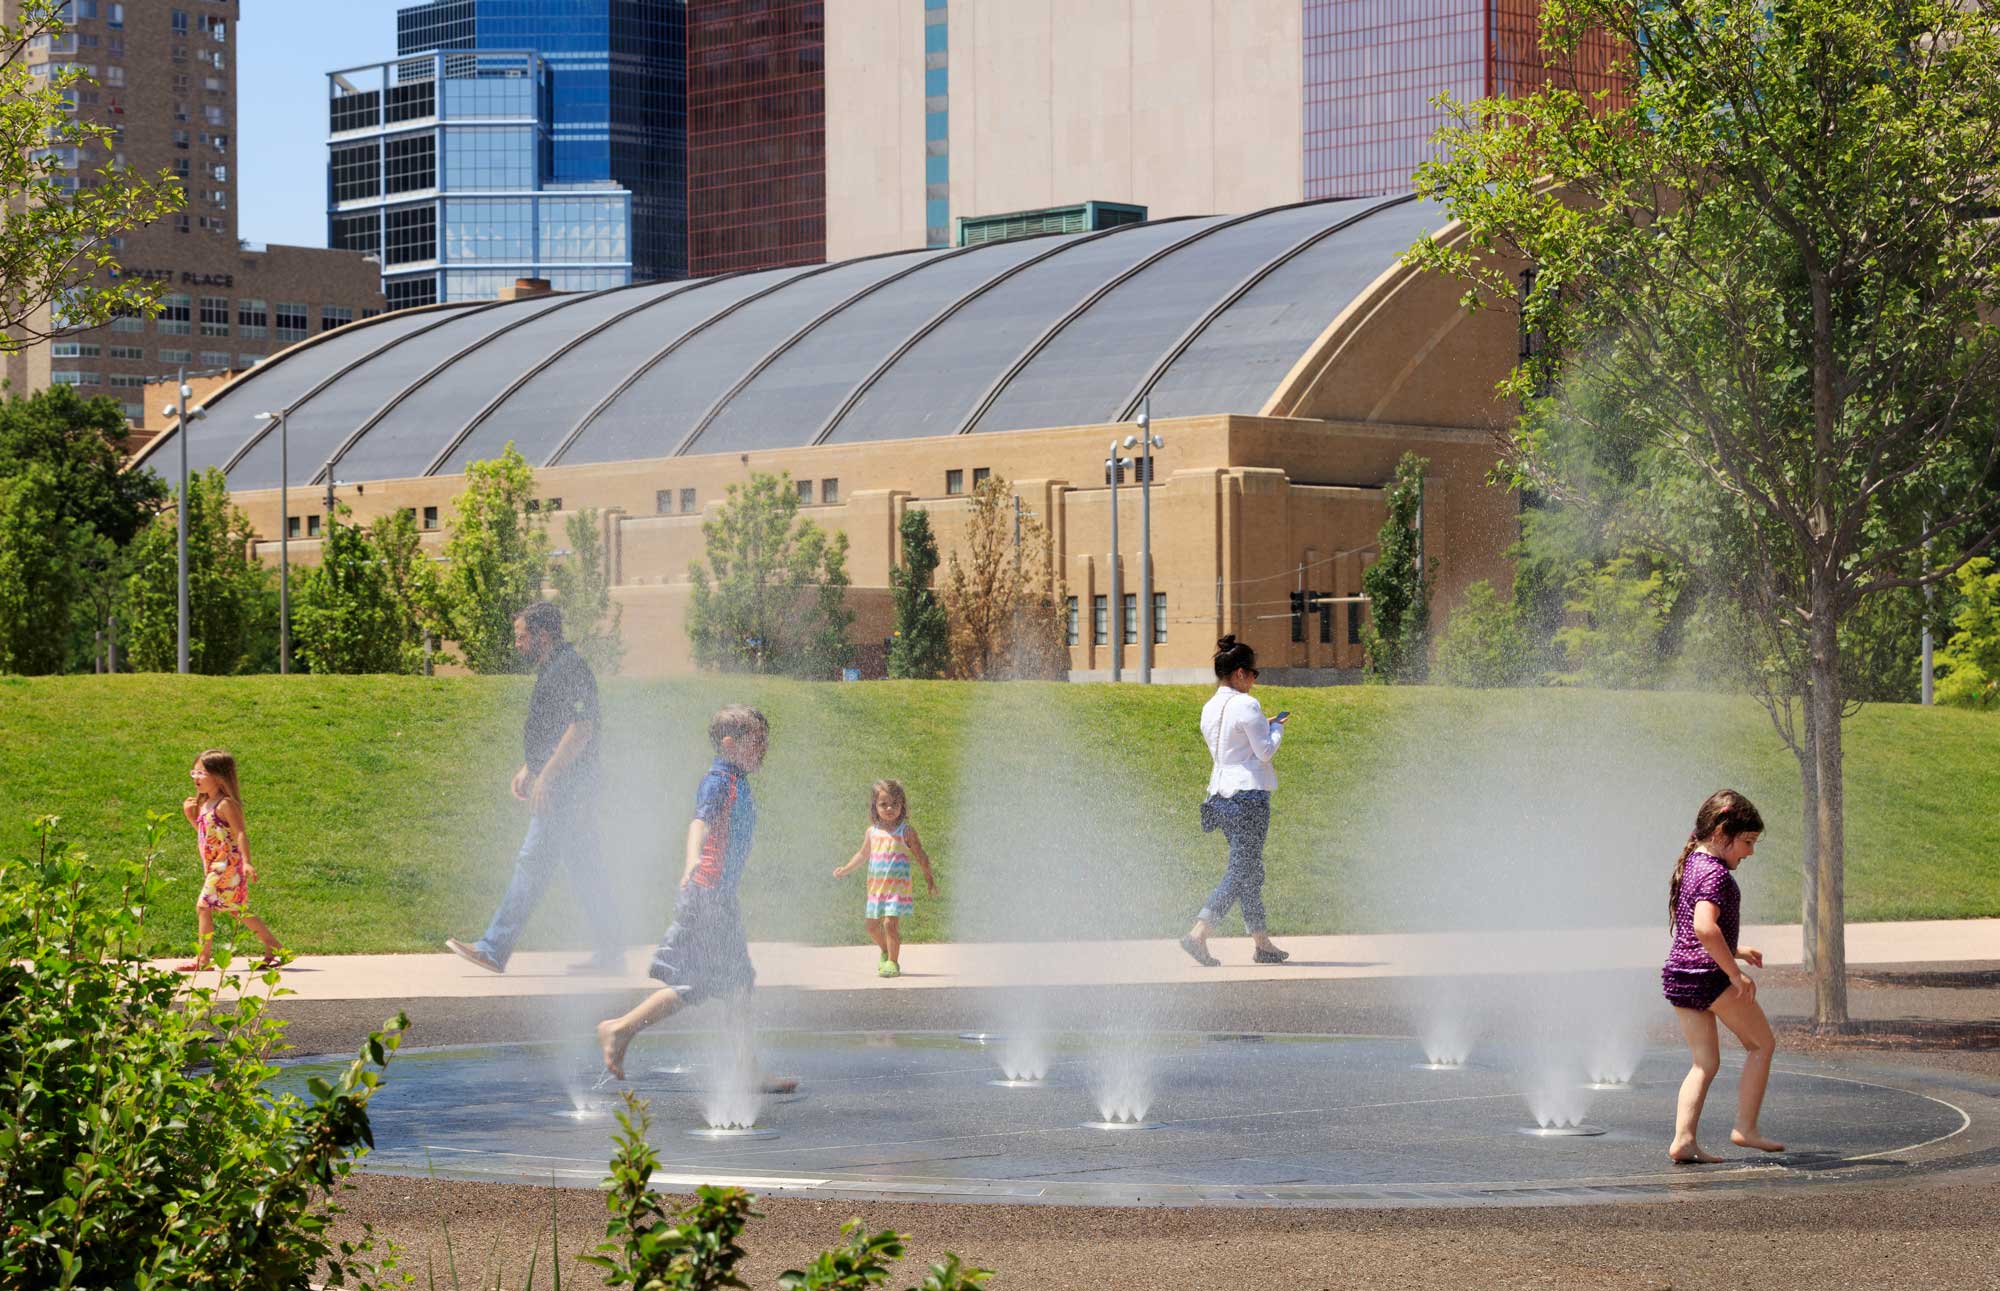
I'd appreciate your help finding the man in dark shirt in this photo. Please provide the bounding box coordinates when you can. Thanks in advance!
[447,602,620,974]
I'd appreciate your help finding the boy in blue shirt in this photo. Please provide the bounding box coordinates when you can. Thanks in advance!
[598,705,792,1085]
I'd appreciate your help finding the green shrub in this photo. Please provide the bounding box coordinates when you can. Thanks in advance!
[1937,556,2000,710]
[0,815,405,1289]
[1433,579,1536,687]
[587,1093,991,1291]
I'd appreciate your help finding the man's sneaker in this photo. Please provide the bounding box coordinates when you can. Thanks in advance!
[1252,945,1291,965]
[445,937,503,974]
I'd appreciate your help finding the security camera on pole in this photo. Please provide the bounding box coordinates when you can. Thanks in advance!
[160,370,206,675]
[1124,397,1165,683]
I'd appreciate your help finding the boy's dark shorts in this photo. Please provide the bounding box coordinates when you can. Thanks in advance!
[647,886,755,1006]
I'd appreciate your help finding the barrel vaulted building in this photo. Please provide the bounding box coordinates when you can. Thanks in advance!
[134,195,1526,680]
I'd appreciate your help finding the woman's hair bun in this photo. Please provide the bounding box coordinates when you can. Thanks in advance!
[1216,634,1238,651]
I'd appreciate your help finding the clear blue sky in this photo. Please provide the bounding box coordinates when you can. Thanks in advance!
[239,0,409,249]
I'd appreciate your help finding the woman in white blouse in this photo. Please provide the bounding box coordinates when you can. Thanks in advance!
[1180,635,1290,967]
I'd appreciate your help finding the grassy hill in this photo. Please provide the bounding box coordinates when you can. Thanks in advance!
[2,675,1995,956]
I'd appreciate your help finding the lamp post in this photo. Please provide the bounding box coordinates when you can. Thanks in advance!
[254,410,291,674]
[1125,397,1165,683]
[1105,438,1134,682]
[159,371,206,674]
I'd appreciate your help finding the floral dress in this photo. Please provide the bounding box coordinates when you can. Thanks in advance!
[197,800,251,913]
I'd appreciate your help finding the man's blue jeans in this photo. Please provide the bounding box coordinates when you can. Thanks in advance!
[473,800,617,969]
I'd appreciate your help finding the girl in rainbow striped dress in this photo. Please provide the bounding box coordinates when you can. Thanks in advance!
[833,779,936,978]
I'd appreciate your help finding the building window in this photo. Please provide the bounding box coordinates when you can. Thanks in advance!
[384,204,436,266]
[330,141,380,203]
[422,505,438,530]
[679,487,697,514]
[158,348,191,364]
[1065,596,1079,646]
[384,276,436,310]
[236,353,262,367]
[50,341,100,358]
[321,305,353,332]
[173,212,189,234]
[1348,600,1363,646]
[1153,591,1167,644]
[442,197,530,263]
[1122,593,1137,645]
[442,125,534,191]
[274,302,308,344]
[542,497,561,513]
[198,295,228,336]
[796,479,814,506]
[656,489,673,515]
[1319,592,1333,644]
[945,469,962,495]
[287,515,300,537]
[236,297,266,338]
[538,195,628,265]
[1091,595,1108,646]
[821,478,838,505]
[199,350,228,368]
[158,293,191,334]
[171,9,188,36]
[383,132,436,195]
[107,3,123,28]
[108,373,146,389]
[306,514,321,537]
[330,210,380,255]
[972,467,990,488]
[107,344,142,360]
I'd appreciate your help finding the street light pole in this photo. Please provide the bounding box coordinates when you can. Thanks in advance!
[1131,398,1164,684]
[1105,439,1133,683]
[256,411,291,674]
[176,370,189,673]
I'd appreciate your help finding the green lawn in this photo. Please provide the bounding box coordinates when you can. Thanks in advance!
[2,675,1995,956]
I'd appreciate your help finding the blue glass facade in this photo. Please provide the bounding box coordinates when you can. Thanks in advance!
[327,50,636,308]
[393,0,686,282]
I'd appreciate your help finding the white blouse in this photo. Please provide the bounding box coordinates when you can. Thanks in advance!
[1200,684,1281,796]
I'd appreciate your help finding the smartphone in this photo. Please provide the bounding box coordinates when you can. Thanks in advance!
[1271,711,1291,723]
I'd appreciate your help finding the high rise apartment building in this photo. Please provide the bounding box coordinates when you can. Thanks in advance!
[687,0,1626,269]
[1,0,384,422]
[382,0,687,284]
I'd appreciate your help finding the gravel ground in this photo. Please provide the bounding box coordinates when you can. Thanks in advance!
[291,966,2000,1290]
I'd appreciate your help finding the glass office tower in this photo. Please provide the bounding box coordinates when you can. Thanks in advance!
[392,0,687,283]
[328,51,634,308]
[1302,0,1630,198]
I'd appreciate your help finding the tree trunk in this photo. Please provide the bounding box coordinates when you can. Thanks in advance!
[1796,687,1821,976]
[1806,591,1850,1030]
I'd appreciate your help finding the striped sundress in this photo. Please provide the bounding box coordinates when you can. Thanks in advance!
[863,822,916,919]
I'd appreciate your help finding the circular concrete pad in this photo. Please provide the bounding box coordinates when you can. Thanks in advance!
[276,1031,1983,1207]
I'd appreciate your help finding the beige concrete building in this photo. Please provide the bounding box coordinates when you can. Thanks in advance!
[824,0,1306,260]
[2,0,383,418]
[133,195,1524,681]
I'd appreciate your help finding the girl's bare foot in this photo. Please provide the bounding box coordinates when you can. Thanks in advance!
[1731,1128,1785,1152]
[597,1019,630,1080]
[1668,1137,1724,1164]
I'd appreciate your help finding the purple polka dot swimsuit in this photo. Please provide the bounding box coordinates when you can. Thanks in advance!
[1662,850,1739,1010]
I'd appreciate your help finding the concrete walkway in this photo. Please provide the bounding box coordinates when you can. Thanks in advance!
[154,918,2000,1001]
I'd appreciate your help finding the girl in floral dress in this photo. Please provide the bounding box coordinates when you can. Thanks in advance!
[177,748,285,973]
[832,779,935,977]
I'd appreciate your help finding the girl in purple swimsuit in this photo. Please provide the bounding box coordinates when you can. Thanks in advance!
[1663,789,1784,1163]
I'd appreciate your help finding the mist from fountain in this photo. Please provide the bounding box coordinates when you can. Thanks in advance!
[1340,691,1715,1131]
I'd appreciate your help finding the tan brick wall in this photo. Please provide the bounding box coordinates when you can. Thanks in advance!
[231,413,1513,680]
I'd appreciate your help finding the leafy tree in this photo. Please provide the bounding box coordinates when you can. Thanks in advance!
[0,465,85,673]
[1362,452,1433,682]
[441,443,548,674]
[551,507,625,674]
[1935,557,2000,711]
[1409,0,2000,1025]
[687,471,854,678]
[1432,579,1534,688]
[117,468,273,674]
[1,2,184,346]
[939,476,1068,681]
[370,504,451,671]
[887,507,949,680]
[291,506,407,674]
[0,386,165,547]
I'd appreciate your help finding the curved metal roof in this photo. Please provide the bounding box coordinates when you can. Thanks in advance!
[141,195,1440,487]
